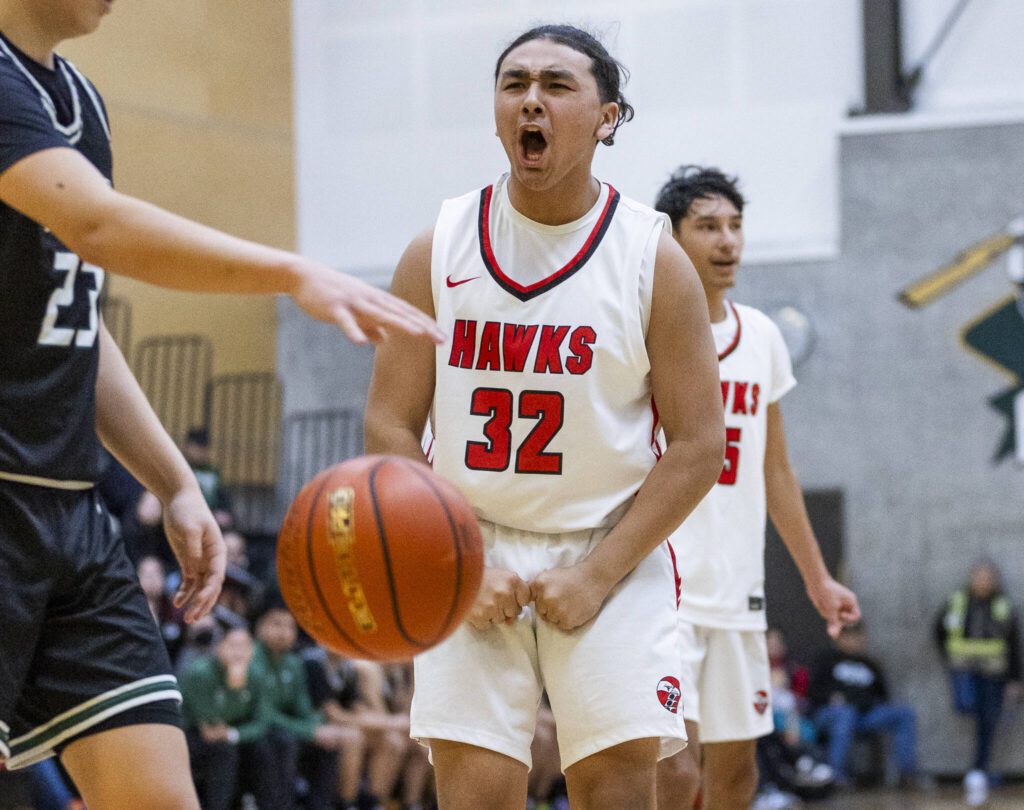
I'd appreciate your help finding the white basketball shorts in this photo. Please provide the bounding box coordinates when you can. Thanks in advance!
[677,621,773,743]
[411,516,687,771]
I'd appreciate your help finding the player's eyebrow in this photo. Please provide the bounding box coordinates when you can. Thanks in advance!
[499,68,578,83]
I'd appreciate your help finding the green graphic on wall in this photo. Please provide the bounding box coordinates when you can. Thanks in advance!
[898,222,1024,464]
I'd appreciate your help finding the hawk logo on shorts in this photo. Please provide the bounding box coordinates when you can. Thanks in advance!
[657,676,682,714]
[753,690,770,715]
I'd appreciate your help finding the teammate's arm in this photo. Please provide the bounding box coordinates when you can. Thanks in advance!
[364,231,530,629]
[95,322,225,624]
[532,230,725,630]
[764,403,860,637]
[0,147,443,345]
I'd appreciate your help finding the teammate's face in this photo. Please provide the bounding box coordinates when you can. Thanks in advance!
[674,195,744,294]
[494,39,618,192]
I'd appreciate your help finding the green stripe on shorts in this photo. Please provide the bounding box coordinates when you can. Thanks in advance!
[9,677,178,757]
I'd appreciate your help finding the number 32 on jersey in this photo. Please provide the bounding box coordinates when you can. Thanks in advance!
[37,251,105,348]
[465,387,564,475]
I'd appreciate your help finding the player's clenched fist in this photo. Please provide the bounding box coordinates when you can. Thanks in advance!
[465,568,531,630]
[531,564,612,632]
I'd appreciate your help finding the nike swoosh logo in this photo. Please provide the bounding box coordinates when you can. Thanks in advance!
[446,275,480,288]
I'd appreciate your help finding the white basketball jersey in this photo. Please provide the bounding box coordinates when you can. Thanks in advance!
[670,301,796,630]
[430,174,667,534]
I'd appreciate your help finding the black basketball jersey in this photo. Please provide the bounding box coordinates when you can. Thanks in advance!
[0,33,112,486]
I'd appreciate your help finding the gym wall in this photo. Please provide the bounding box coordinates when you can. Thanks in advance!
[60,0,293,375]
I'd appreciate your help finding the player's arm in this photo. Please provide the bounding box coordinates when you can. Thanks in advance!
[364,231,530,629]
[95,322,225,623]
[0,147,442,345]
[765,403,860,637]
[532,230,725,630]
[364,228,437,462]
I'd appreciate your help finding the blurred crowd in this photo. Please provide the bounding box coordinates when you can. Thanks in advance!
[2,431,1020,810]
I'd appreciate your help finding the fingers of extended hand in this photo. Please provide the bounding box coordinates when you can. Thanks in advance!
[188,527,227,623]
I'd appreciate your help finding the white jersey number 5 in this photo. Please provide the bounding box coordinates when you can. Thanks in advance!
[37,251,105,348]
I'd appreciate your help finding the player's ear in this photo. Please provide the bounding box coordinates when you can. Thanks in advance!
[595,102,618,142]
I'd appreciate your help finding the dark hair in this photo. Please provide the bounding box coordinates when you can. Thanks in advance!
[654,165,746,229]
[185,426,210,446]
[494,24,634,146]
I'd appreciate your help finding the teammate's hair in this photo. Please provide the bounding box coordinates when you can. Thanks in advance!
[654,165,746,229]
[494,24,634,146]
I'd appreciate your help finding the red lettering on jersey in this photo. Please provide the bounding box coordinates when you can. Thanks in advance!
[732,382,749,415]
[751,383,761,415]
[720,381,731,406]
[533,325,569,374]
[565,326,596,375]
[475,321,502,370]
[449,319,477,368]
[502,323,538,373]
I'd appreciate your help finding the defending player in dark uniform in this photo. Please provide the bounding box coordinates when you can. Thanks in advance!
[0,2,441,807]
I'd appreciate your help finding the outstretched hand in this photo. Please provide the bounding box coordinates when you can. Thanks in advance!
[808,576,861,638]
[163,486,226,623]
[292,263,445,345]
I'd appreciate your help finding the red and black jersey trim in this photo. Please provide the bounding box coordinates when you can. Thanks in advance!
[477,183,620,302]
[718,300,742,361]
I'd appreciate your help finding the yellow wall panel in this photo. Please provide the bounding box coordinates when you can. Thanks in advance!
[60,1,294,375]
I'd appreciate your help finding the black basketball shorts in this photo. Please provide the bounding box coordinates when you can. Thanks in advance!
[0,480,180,769]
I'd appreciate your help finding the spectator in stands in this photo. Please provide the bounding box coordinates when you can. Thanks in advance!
[174,613,222,677]
[183,427,233,528]
[935,559,1023,806]
[808,622,926,789]
[383,662,433,810]
[753,629,833,807]
[96,452,144,535]
[304,648,411,810]
[136,555,185,663]
[119,488,171,566]
[224,528,250,569]
[180,626,284,810]
[252,606,349,809]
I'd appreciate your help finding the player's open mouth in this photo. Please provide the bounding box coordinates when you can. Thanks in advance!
[519,128,548,165]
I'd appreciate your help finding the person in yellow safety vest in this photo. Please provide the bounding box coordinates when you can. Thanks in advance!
[934,559,1022,807]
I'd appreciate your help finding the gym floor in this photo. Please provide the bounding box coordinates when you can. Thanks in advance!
[830,784,1024,808]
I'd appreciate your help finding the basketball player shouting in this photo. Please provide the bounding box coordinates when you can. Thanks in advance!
[365,25,725,810]
[0,1,441,807]
[653,166,861,809]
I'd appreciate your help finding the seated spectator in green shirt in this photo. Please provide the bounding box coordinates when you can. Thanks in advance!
[180,626,288,810]
[253,606,350,808]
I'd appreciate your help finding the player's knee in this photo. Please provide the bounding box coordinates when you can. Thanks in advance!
[661,746,701,789]
[706,756,758,805]
[567,739,659,808]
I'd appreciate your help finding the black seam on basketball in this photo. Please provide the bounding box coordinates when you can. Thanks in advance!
[402,460,465,644]
[304,474,375,658]
[369,459,429,649]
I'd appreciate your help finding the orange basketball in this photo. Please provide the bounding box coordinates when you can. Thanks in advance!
[276,455,484,661]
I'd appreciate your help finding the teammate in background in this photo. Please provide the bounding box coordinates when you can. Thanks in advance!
[365,25,724,810]
[653,166,861,809]
[0,2,441,808]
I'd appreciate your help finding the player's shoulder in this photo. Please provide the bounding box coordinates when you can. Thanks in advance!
[732,301,781,336]
[611,187,670,226]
